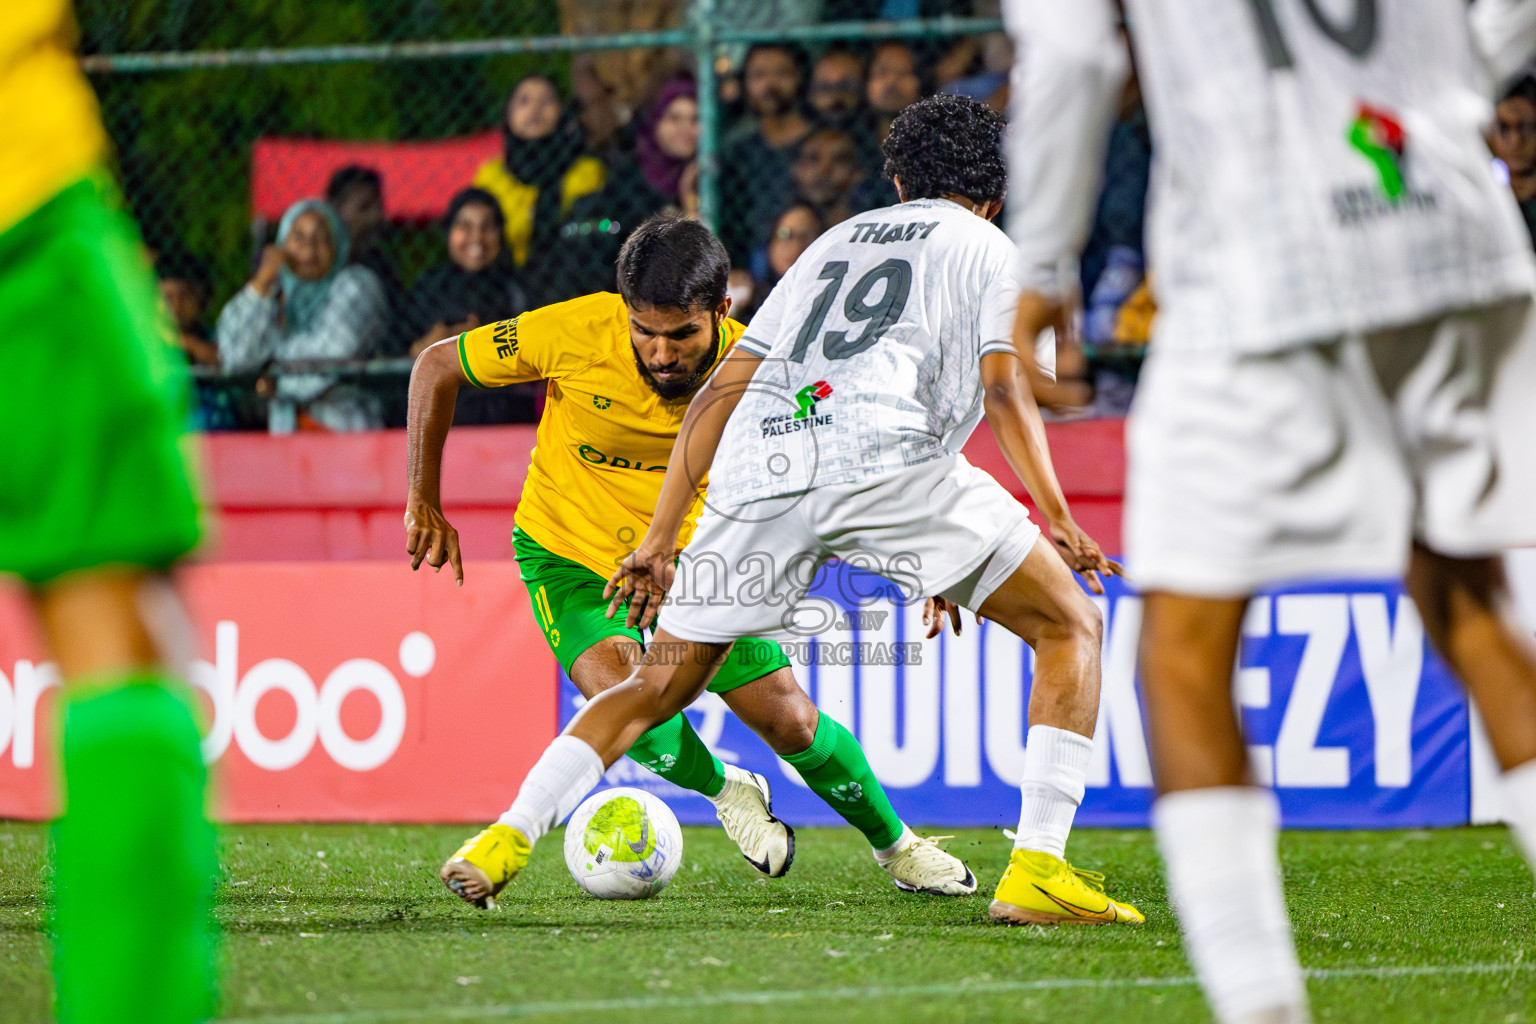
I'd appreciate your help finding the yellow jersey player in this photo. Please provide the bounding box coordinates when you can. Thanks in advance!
[0,2,214,1021]
[406,213,977,904]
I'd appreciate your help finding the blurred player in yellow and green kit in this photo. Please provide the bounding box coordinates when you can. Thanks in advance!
[1,3,216,1022]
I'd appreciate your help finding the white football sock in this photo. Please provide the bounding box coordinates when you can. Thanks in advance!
[874,825,915,863]
[1013,724,1093,858]
[496,735,605,844]
[1154,787,1308,1024]
[1502,758,1536,868]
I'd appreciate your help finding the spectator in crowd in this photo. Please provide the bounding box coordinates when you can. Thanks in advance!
[635,78,700,207]
[554,78,699,300]
[473,75,607,304]
[721,44,812,263]
[764,201,823,282]
[326,165,402,308]
[807,45,866,124]
[154,250,217,366]
[399,188,537,425]
[402,188,530,358]
[866,40,923,144]
[731,200,825,323]
[726,267,760,322]
[216,199,388,432]
[808,44,885,176]
[155,250,264,431]
[1080,101,1151,342]
[1060,49,1151,418]
[1494,75,1536,247]
[791,127,869,229]
[712,0,824,118]
[722,43,811,151]
[676,159,702,220]
[560,0,689,154]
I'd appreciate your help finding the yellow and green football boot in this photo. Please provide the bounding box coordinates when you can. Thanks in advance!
[989,849,1144,925]
[440,824,531,910]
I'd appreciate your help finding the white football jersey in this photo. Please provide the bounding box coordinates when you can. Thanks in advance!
[709,198,1038,505]
[1005,0,1536,354]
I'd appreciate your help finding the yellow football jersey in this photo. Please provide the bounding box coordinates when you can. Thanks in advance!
[0,1,108,234]
[458,292,744,578]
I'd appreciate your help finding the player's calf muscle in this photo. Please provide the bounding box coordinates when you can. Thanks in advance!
[1408,550,1536,770]
[1139,593,1250,791]
[724,670,819,755]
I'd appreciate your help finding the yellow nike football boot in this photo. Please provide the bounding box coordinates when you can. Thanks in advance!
[440,824,531,910]
[989,849,1144,926]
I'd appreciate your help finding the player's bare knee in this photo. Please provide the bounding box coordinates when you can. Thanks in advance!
[570,637,645,698]
[765,701,818,756]
[1055,589,1103,652]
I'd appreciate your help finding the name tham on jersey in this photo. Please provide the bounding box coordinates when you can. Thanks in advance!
[847,221,940,244]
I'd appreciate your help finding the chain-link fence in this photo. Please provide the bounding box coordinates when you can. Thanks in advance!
[84,1,1132,432]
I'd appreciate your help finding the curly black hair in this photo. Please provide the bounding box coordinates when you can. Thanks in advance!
[881,93,1007,205]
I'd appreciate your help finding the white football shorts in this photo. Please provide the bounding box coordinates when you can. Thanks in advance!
[1127,297,1536,597]
[658,453,1041,643]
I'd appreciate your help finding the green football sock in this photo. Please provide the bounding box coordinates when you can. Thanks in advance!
[784,712,905,851]
[626,714,726,798]
[52,676,217,1024]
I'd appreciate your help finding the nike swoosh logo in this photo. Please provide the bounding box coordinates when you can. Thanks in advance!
[628,817,650,856]
[1034,884,1118,922]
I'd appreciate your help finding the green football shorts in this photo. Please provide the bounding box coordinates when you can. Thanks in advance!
[513,526,791,692]
[0,174,202,585]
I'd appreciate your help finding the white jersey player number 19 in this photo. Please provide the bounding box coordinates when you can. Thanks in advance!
[789,258,913,364]
[711,198,1036,508]
[1244,0,1377,67]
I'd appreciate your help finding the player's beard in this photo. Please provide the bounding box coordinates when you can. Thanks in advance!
[633,316,719,401]
[752,88,795,119]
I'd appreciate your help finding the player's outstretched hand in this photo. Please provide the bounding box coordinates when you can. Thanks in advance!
[1049,518,1123,595]
[604,544,676,630]
[922,596,985,638]
[404,501,463,586]
[923,596,964,638]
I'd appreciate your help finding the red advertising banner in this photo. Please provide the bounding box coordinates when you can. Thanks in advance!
[0,563,556,822]
[251,132,501,223]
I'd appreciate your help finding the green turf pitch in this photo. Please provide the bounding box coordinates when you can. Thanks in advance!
[1,823,1533,1022]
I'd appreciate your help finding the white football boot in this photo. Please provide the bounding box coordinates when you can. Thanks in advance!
[710,764,795,877]
[874,828,977,895]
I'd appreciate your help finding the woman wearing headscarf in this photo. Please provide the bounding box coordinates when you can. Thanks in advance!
[553,78,699,299]
[401,188,529,358]
[731,199,824,322]
[472,75,606,304]
[633,77,699,206]
[392,188,536,425]
[216,198,388,432]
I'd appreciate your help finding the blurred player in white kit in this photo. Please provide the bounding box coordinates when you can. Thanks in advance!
[1003,0,1536,1021]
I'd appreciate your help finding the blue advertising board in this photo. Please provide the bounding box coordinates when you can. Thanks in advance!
[560,560,1518,831]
